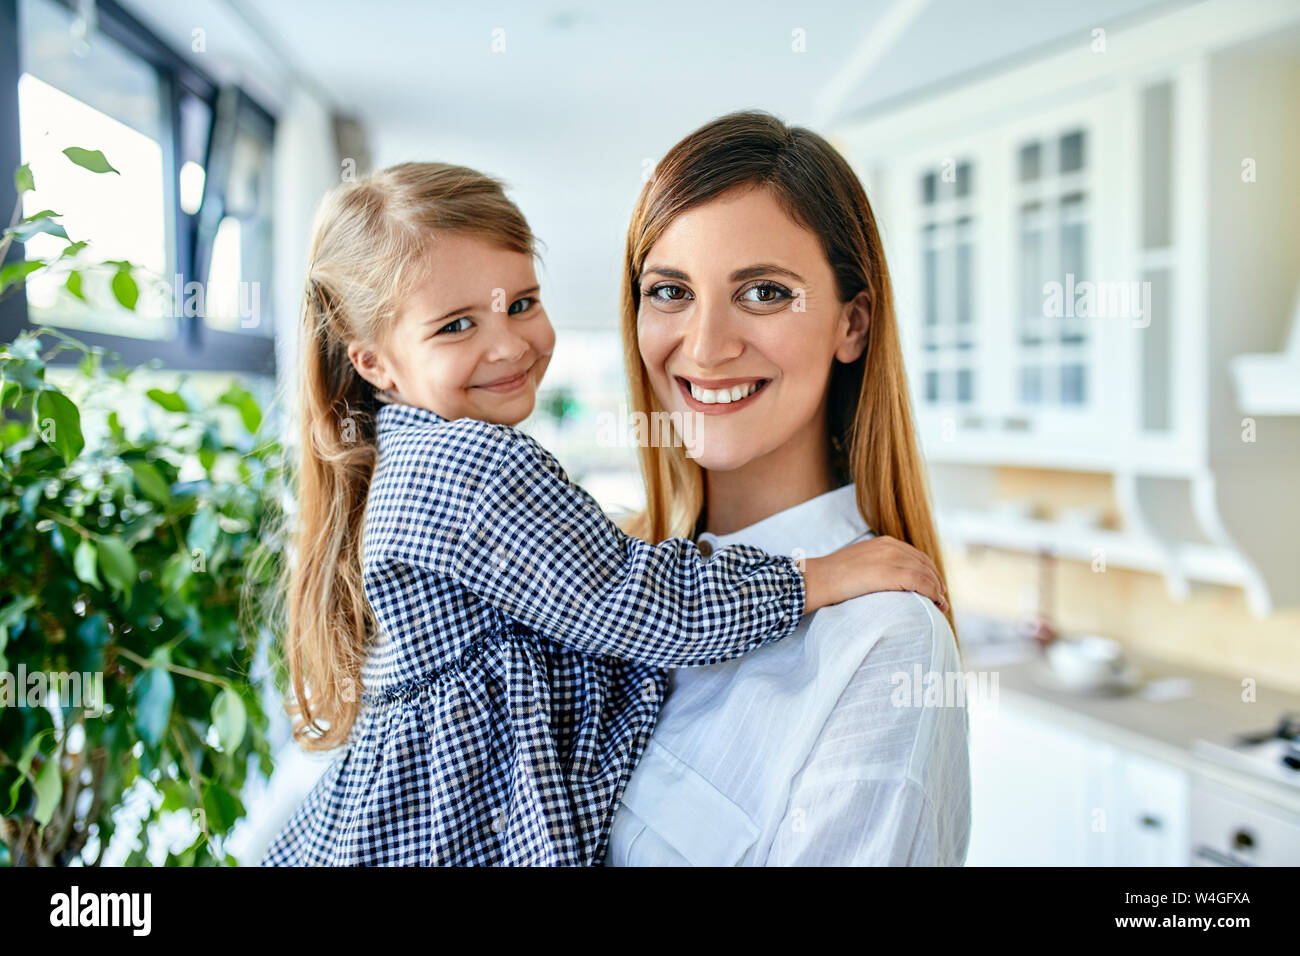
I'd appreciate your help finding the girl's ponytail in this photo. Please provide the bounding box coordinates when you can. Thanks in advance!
[277,163,536,750]
[284,274,380,749]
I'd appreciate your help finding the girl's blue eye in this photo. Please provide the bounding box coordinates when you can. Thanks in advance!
[437,316,474,335]
[508,296,536,315]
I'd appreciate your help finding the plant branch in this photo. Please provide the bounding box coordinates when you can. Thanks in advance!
[172,725,209,846]
[115,646,230,688]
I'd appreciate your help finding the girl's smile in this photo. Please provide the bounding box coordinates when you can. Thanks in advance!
[473,360,540,394]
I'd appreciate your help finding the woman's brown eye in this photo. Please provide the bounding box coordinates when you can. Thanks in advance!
[742,282,791,305]
[646,284,688,303]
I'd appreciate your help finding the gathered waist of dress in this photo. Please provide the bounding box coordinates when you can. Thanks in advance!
[358,620,545,708]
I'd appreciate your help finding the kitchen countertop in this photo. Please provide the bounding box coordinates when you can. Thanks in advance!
[962,639,1300,816]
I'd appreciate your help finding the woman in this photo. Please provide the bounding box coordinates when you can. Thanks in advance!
[604,111,971,866]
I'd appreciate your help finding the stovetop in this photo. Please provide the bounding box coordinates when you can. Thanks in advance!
[1193,713,1300,789]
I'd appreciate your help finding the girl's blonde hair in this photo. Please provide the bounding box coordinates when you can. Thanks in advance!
[282,162,536,750]
[619,111,957,640]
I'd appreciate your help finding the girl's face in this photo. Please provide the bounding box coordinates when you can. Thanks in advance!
[636,185,868,472]
[350,234,554,426]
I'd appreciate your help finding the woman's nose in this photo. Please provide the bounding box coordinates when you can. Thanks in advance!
[684,298,742,369]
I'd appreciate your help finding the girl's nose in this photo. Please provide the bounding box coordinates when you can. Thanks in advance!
[684,297,743,369]
[484,327,530,364]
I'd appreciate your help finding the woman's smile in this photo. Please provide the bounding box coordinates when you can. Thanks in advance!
[675,375,771,413]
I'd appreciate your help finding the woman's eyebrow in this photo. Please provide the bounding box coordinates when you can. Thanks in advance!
[423,285,540,325]
[639,264,807,284]
[641,266,689,282]
[730,263,806,284]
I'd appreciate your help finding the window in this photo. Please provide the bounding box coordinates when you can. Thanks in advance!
[2,0,276,373]
[1014,128,1090,407]
[917,158,977,407]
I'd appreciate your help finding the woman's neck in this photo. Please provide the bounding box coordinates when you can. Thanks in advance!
[702,421,838,536]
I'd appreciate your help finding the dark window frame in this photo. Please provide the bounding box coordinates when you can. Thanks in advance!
[0,0,277,375]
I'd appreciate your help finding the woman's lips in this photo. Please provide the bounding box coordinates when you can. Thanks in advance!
[675,376,770,415]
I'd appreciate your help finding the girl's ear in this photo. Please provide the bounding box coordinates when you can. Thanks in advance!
[346,341,396,391]
[834,290,870,363]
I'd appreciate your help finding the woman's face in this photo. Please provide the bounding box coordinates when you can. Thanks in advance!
[636,184,868,472]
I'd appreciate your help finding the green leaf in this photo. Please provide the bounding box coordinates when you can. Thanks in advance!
[134,665,174,746]
[34,389,84,463]
[6,729,54,812]
[0,592,36,635]
[158,779,189,813]
[7,214,68,242]
[73,537,100,588]
[0,259,44,294]
[0,594,36,669]
[1,356,45,392]
[211,688,247,752]
[111,267,138,311]
[33,755,62,827]
[96,535,136,600]
[201,781,244,833]
[14,163,34,194]
[65,270,85,301]
[146,388,187,412]
[62,147,120,174]
[128,459,170,504]
[218,382,262,433]
[60,240,88,259]
[187,503,220,556]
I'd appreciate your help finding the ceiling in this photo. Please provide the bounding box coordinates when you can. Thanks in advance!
[113,0,1183,328]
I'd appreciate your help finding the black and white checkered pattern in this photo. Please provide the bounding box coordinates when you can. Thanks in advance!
[261,401,805,866]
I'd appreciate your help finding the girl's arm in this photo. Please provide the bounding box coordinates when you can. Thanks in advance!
[378,417,943,668]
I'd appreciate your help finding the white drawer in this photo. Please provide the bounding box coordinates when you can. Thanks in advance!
[1190,776,1300,866]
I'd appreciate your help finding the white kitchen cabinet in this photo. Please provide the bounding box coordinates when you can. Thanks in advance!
[833,0,1300,615]
[1114,750,1191,867]
[968,702,1189,866]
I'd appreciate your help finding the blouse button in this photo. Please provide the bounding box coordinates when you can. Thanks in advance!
[697,538,713,558]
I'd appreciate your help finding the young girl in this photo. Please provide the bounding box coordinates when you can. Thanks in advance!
[261,162,947,867]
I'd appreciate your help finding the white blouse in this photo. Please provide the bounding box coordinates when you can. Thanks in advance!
[604,484,971,866]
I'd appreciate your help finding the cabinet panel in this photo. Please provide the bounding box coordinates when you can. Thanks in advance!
[967,704,1095,865]
[969,703,1191,866]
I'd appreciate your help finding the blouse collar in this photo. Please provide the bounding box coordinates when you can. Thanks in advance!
[697,484,871,560]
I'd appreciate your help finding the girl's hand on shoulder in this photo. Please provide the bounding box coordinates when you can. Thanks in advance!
[801,535,948,614]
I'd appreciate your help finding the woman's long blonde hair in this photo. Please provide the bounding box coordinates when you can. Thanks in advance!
[620,110,956,639]
[282,162,536,750]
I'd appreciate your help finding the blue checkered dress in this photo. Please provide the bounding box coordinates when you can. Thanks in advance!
[261,401,805,866]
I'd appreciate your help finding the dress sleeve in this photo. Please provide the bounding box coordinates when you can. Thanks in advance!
[378,417,806,667]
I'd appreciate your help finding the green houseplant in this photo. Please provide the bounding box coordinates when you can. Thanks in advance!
[0,151,285,866]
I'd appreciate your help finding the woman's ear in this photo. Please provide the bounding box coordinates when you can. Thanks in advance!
[346,341,396,391]
[834,290,870,363]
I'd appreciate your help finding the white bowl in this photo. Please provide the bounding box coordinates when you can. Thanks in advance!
[1046,635,1128,691]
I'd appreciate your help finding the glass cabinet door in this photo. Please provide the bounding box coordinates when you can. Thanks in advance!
[1013,128,1092,412]
[917,159,978,409]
